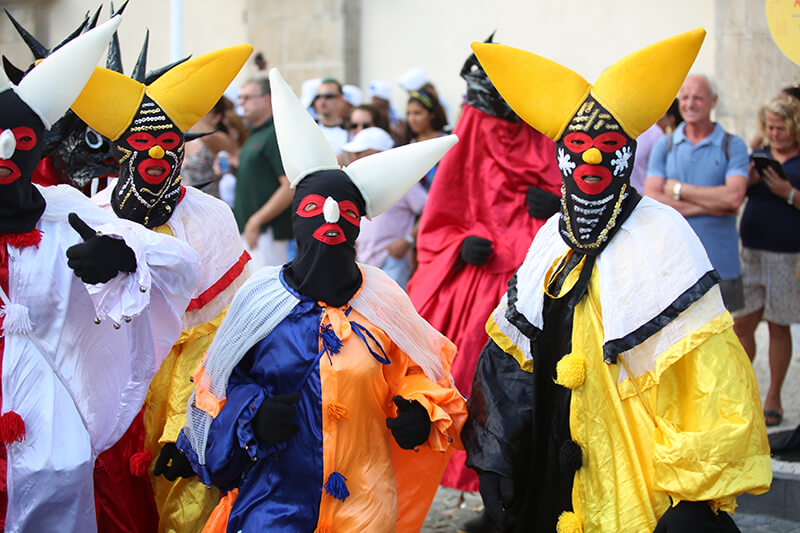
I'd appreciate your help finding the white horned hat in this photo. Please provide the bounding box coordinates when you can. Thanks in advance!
[269,68,457,219]
[3,15,122,128]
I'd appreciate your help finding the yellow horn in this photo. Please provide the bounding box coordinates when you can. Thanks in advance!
[71,67,146,141]
[592,28,706,138]
[471,42,590,141]
[146,44,253,132]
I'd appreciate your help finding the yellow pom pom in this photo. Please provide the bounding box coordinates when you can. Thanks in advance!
[557,511,583,533]
[556,351,586,389]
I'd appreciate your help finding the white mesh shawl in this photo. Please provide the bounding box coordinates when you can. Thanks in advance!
[184,263,451,465]
[184,265,297,464]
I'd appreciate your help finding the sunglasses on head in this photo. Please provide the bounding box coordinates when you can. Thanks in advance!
[349,122,373,130]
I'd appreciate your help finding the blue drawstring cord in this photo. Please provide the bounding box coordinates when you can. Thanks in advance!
[318,307,390,366]
[350,321,391,365]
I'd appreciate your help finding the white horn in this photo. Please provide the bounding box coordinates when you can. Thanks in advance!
[344,134,458,219]
[269,68,339,188]
[15,15,121,128]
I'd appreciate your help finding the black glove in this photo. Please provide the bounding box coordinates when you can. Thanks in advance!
[253,393,301,445]
[478,471,515,529]
[461,236,493,266]
[526,187,561,219]
[385,395,431,449]
[66,213,136,284]
[654,501,739,533]
[152,443,195,481]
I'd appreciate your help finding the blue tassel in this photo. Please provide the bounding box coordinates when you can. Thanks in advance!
[324,471,350,502]
[318,323,343,364]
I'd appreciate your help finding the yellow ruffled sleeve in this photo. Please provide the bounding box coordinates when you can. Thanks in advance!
[653,326,772,512]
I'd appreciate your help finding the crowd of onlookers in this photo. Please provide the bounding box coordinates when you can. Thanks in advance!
[182,50,800,430]
[183,54,454,286]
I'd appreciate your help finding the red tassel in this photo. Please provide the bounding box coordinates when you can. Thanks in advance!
[0,411,26,444]
[129,450,152,479]
[0,229,42,250]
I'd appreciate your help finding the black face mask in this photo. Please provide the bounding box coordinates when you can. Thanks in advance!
[284,169,366,308]
[460,35,519,123]
[0,89,46,233]
[110,95,184,228]
[556,96,640,255]
[43,110,118,189]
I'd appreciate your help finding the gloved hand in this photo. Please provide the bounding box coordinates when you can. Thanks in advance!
[66,213,136,284]
[386,395,431,449]
[526,187,561,219]
[654,501,739,532]
[478,471,515,529]
[252,393,301,445]
[461,236,493,266]
[152,443,195,481]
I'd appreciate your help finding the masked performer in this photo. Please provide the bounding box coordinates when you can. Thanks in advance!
[405,35,562,506]
[69,40,253,532]
[4,7,120,194]
[0,16,200,532]
[177,69,466,533]
[463,29,771,533]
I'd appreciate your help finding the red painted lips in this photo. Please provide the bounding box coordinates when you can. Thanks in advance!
[137,159,171,184]
[573,164,612,195]
[313,223,346,245]
[0,160,21,184]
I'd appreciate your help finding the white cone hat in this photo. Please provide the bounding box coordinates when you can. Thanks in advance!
[269,68,338,187]
[14,15,121,128]
[343,134,457,219]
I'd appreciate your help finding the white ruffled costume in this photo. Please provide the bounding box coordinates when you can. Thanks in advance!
[2,184,198,532]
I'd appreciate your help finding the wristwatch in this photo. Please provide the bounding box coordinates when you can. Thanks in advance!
[672,182,682,201]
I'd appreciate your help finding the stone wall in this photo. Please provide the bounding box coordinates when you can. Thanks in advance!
[245,0,360,92]
[714,0,800,144]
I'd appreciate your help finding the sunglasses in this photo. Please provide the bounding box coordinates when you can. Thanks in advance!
[315,93,340,100]
[349,122,373,130]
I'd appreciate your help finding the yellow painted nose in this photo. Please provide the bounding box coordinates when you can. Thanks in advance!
[148,145,165,159]
[582,147,602,165]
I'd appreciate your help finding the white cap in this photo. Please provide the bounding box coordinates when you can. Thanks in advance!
[300,78,322,110]
[12,15,121,128]
[369,80,393,101]
[342,84,362,106]
[342,127,394,153]
[397,67,428,92]
[269,67,457,218]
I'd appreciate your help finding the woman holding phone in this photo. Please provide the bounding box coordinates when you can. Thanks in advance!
[734,94,800,426]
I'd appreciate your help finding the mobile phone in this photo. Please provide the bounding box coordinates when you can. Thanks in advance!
[752,155,788,180]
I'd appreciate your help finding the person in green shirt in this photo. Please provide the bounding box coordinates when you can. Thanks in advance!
[234,77,294,269]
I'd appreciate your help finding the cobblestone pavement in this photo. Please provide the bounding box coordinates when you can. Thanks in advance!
[421,323,800,532]
[421,487,800,532]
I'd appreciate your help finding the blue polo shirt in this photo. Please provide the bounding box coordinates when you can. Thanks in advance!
[647,123,749,279]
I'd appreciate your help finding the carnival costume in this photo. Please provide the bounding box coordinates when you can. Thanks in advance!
[177,68,466,533]
[4,6,121,194]
[0,16,200,532]
[406,35,562,494]
[463,29,771,533]
[69,38,253,532]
